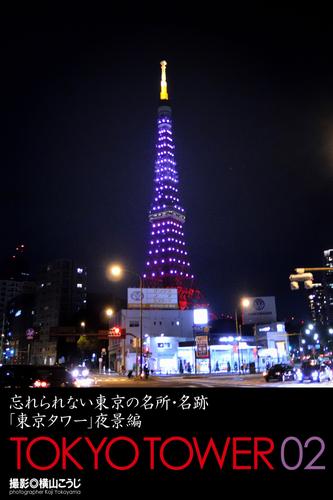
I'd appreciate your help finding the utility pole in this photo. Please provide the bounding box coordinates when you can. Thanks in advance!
[234,310,241,374]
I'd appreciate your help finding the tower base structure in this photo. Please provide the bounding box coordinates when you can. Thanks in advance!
[177,286,208,310]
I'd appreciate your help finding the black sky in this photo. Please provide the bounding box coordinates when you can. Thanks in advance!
[1,6,333,319]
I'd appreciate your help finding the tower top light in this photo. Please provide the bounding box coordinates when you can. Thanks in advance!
[160,60,168,100]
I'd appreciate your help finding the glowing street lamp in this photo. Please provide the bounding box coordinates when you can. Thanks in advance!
[241,298,250,309]
[109,265,122,279]
[105,308,114,319]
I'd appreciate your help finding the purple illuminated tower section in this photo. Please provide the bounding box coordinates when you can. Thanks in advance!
[143,61,195,305]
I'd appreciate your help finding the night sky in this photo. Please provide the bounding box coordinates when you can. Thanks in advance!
[2,6,332,319]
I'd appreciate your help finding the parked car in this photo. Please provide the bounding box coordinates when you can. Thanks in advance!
[263,363,296,382]
[0,365,76,388]
[296,360,333,383]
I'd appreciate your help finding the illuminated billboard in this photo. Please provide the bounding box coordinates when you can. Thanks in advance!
[193,308,208,325]
[242,296,277,325]
[127,288,178,309]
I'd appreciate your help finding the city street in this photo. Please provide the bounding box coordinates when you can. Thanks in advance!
[91,372,333,388]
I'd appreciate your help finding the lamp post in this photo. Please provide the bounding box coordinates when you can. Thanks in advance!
[234,312,241,374]
[234,298,250,373]
[109,264,144,377]
[235,336,241,375]
[105,308,114,372]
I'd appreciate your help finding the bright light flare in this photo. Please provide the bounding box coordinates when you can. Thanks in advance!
[241,298,250,308]
[107,264,124,281]
[105,308,114,318]
[193,308,208,325]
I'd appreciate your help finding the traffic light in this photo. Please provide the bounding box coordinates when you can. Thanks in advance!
[108,327,126,338]
[289,272,314,282]
[289,273,313,290]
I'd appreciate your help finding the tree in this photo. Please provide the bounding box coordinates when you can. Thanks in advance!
[77,335,99,359]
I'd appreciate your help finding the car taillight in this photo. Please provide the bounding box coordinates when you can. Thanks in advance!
[33,379,50,388]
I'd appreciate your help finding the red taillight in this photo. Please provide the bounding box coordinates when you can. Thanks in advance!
[33,379,50,388]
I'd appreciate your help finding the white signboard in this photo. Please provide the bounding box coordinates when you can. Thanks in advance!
[193,309,208,325]
[242,296,277,325]
[127,288,178,309]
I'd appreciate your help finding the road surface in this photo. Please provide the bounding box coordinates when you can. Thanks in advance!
[86,372,333,388]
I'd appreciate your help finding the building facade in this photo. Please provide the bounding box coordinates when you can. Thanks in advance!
[308,249,333,339]
[5,294,36,364]
[108,309,290,374]
[0,244,36,363]
[32,259,87,365]
[0,280,35,320]
[109,308,194,374]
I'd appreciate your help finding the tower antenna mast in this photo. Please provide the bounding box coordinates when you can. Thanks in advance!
[160,60,168,100]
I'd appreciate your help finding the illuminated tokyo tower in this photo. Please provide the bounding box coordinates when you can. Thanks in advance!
[143,61,202,309]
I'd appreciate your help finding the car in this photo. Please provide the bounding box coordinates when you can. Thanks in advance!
[263,363,296,382]
[296,360,333,383]
[69,365,95,386]
[71,365,90,379]
[0,365,76,388]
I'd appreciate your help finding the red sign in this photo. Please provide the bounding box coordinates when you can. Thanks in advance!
[108,327,126,338]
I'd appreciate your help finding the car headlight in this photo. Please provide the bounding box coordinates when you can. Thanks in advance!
[311,370,318,380]
[82,368,89,377]
[72,369,79,378]
[263,371,267,377]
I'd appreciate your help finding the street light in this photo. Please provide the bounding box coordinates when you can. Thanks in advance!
[109,265,122,279]
[234,297,250,373]
[105,308,114,321]
[235,297,250,335]
[108,263,144,376]
[241,298,250,308]
[238,297,260,372]
[105,308,114,372]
